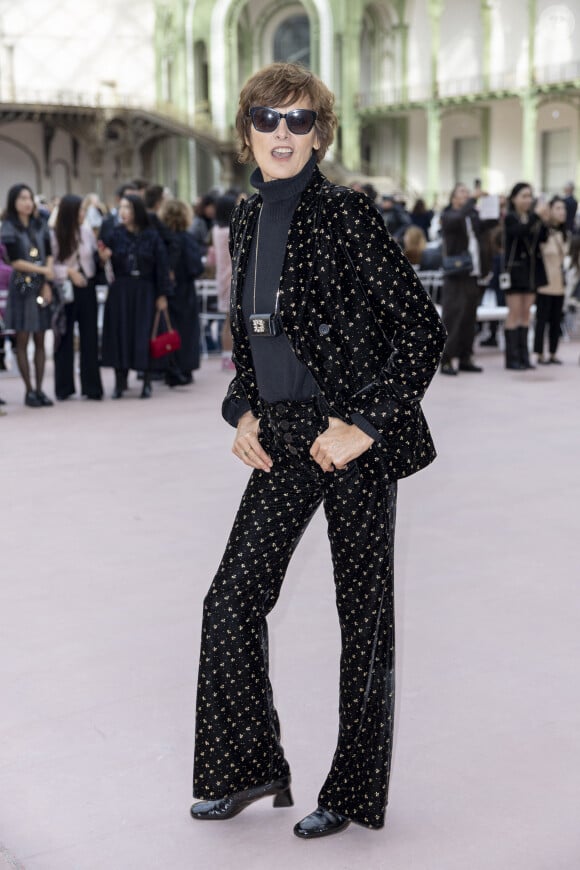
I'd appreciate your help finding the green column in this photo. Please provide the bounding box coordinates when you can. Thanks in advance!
[340,15,363,172]
[481,0,492,91]
[528,0,537,86]
[481,106,490,190]
[427,101,441,203]
[427,0,443,98]
[521,92,538,182]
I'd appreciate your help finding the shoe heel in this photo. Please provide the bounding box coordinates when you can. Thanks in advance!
[273,787,294,808]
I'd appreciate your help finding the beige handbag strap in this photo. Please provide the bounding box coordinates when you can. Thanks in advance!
[151,308,173,339]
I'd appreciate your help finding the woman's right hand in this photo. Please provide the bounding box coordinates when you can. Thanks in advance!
[68,268,87,288]
[233,411,273,473]
[97,242,112,262]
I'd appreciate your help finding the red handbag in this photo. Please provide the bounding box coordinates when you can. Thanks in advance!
[149,309,181,359]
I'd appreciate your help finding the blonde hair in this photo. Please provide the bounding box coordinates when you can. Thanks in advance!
[235,62,338,165]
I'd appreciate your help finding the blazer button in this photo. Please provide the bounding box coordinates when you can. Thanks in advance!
[319,323,331,336]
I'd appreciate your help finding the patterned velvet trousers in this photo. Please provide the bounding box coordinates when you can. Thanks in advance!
[193,397,397,829]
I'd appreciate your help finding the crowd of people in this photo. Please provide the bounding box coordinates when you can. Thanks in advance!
[0,179,246,414]
[1,173,578,416]
[351,178,579,376]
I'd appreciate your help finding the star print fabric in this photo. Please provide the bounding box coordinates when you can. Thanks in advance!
[193,398,397,829]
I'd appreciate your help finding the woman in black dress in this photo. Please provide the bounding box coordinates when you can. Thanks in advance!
[51,195,103,400]
[0,184,54,407]
[503,182,548,370]
[159,199,204,385]
[100,194,170,399]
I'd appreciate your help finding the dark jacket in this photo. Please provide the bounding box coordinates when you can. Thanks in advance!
[504,212,548,290]
[441,198,482,259]
[222,167,446,484]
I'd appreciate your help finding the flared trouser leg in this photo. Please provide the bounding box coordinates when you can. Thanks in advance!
[193,460,323,801]
[193,403,398,829]
[318,473,397,829]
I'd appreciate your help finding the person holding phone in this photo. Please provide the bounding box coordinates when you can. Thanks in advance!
[0,183,54,407]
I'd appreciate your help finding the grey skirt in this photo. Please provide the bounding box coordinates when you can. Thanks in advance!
[4,275,53,333]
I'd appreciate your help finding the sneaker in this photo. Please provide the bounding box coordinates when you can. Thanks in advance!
[440,362,458,376]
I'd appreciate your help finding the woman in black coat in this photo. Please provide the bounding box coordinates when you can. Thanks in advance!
[503,182,548,370]
[0,184,54,407]
[159,199,204,385]
[100,194,170,398]
[189,62,446,840]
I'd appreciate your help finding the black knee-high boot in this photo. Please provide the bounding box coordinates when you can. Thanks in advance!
[504,329,524,370]
[140,371,152,399]
[517,326,535,370]
[112,368,128,399]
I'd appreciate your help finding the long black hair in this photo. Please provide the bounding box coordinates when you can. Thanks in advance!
[507,182,532,212]
[2,183,36,227]
[122,194,149,232]
[55,194,82,261]
[549,195,568,240]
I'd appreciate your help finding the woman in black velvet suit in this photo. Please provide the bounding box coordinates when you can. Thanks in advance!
[190,63,446,840]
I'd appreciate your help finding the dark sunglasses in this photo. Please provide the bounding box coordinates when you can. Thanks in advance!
[249,106,318,135]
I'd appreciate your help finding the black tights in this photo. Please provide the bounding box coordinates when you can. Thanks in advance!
[15,331,45,393]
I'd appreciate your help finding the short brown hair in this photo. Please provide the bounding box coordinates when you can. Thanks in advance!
[160,199,192,233]
[235,63,338,165]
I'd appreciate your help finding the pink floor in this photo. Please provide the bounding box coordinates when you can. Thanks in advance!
[1,338,579,870]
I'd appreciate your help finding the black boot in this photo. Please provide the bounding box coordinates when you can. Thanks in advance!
[140,372,152,399]
[112,369,127,399]
[517,326,535,369]
[190,776,293,821]
[504,329,525,370]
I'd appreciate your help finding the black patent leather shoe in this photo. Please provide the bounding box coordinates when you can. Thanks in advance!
[165,370,189,387]
[24,390,43,408]
[36,390,54,406]
[458,360,483,373]
[190,776,293,821]
[293,806,351,839]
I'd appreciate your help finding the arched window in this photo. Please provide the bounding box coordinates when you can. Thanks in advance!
[273,14,310,67]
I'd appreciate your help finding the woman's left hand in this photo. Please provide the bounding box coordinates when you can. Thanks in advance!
[41,283,53,306]
[156,295,168,312]
[310,417,374,472]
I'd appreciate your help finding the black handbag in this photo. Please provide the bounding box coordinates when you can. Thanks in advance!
[442,251,473,276]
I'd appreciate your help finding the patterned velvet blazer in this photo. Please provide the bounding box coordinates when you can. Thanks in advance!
[223,166,447,483]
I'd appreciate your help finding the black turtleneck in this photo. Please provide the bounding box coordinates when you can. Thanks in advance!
[242,153,319,404]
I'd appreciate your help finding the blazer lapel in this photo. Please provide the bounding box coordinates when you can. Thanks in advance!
[277,167,325,349]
